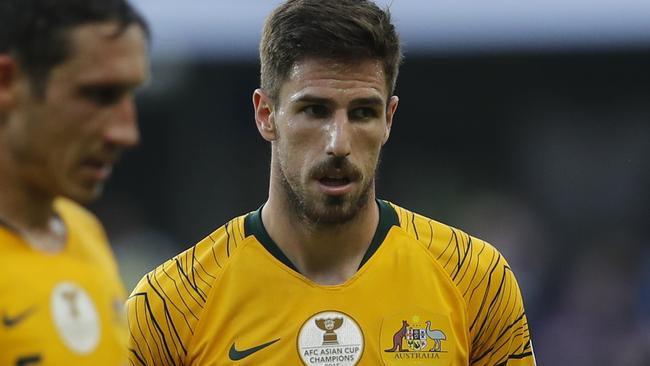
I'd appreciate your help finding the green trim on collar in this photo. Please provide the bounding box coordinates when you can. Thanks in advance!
[358,199,399,268]
[243,199,400,273]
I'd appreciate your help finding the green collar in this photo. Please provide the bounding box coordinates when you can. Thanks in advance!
[244,199,399,273]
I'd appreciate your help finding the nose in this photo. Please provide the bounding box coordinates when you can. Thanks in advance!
[103,96,140,148]
[326,110,352,158]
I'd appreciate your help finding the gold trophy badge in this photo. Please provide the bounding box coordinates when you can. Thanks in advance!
[315,318,344,345]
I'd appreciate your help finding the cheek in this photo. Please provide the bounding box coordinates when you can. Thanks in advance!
[279,125,321,164]
[277,140,309,179]
[38,127,88,175]
[355,128,384,159]
[9,109,54,161]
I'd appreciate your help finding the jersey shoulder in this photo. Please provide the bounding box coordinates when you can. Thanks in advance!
[54,196,104,235]
[54,197,120,279]
[54,196,108,250]
[389,202,505,294]
[126,214,249,366]
[388,202,535,365]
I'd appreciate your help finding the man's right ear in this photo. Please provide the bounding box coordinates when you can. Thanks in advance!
[252,88,277,142]
[0,55,17,110]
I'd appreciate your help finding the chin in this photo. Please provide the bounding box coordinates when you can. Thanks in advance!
[312,211,357,226]
[64,183,104,204]
[304,195,365,225]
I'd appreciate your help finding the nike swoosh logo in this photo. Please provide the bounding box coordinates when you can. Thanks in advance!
[3,307,35,328]
[229,338,280,361]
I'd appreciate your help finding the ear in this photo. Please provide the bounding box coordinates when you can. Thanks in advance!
[0,55,18,110]
[252,88,277,142]
[382,95,399,145]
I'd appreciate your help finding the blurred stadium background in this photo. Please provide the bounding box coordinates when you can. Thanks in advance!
[94,1,650,364]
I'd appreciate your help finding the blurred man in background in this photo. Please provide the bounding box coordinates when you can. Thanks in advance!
[0,0,149,364]
[127,0,535,364]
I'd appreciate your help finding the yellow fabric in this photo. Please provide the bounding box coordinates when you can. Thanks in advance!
[0,197,127,365]
[127,201,535,365]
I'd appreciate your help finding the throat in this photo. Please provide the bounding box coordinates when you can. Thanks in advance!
[24,215,67,253]
[302,265,362,286]
[0,214,67,253]
[0,182,66,252]
[275,216,378,286]
[261,193,381,285]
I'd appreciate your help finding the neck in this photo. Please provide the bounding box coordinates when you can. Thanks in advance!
[263,183,379,285]
[0,151,65,252]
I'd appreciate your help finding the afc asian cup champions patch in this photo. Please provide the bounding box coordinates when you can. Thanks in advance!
[297,310,364,366]
[50,282,101,354]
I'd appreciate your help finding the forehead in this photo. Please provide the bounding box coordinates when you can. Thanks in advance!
[280,58,388,102]
[49,22,148,86]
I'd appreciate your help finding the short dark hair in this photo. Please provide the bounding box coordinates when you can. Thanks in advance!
[260,0,403,101]
[0,0,149,95]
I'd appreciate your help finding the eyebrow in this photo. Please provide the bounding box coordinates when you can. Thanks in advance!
[77,79,147,91]
[289,94,385,107]
[290,94,331,105]
[349,96,385,107]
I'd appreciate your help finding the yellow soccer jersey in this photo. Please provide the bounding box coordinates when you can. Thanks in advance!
[0,197,128,365]
[127,200,535,366]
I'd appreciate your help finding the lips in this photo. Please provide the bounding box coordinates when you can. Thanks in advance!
[310,158,362,195]
[318,177,351,186]
[316,178,353,196]
[315,167,356,186]
[314,169,359,196]
[80,157,115,181]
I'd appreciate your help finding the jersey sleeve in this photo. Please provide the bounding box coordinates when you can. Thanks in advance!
[126,218,242,366]
[464,241,535,366]
[393,204,536,366]
[126,257,197,366]
[126,242,218,366]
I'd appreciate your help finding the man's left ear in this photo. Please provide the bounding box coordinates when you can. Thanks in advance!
[383,95,399,144]
[253,88,277,142]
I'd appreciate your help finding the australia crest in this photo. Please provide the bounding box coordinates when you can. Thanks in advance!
[380,311,454,365]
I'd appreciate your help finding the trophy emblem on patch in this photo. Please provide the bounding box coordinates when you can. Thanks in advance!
[315,317,344,345]
[299,311,364,366]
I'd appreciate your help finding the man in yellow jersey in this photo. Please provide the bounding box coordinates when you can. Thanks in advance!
[127,1,536,365]
[0,0,149,364]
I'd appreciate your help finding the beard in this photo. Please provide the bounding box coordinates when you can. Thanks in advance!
[278,155,376,227]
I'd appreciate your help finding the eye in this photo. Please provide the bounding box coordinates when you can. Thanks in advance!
[349,107,378,121]
[302,105,329,118]
[80,86,126,106]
